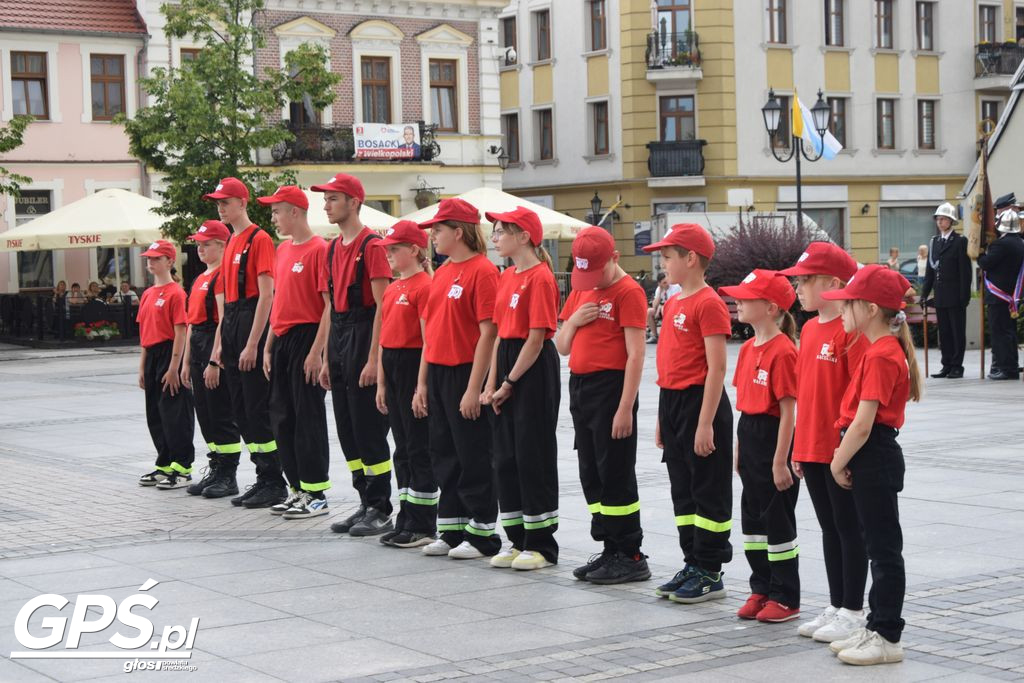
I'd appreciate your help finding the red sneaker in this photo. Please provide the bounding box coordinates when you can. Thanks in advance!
[737,593,768,620]
[756,600,800,623]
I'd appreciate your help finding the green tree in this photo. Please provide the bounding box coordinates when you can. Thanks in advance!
[0,116,33,197]
[121,0,340,242]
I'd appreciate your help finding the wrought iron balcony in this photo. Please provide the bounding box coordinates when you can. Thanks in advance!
[975,42,1024,78]
[269,121,441,163]
[647,140,706,178]
[646,30,701,70]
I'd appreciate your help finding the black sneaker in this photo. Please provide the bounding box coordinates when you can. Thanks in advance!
[331,505,366,534]
[379,530,401,546]
[573,550,613,581]
[186,462,218,496]
[585,553,652,585]
[229,482,259,507]
[388,531,435,548]
[203,471,239,499]
[655,564,698,598]
[349,508,394,537]
[669,568,726,604]
[242,481,287,509]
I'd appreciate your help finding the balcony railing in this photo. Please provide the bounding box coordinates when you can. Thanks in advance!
[269,121,441,163]
[647,140,706,178]
[646,30,701,70]
[975,42,1024,78]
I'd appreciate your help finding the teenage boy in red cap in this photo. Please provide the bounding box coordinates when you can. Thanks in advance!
[718,270,800,623]
[778,242,868,643]
[820,264,919,666]
[257,186,332,519]
[137,240,195,489]
[180,220,243,497]
[204,177,286,508]
[555,226,650,584]
[644,223,733,604]
[312,173,394,536]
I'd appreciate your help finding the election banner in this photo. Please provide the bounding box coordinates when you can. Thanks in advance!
[353,123,422,160]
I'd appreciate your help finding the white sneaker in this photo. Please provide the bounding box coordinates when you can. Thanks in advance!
[283,495,328,519]
[510,550,553,571]
[837,630,904,665]
[490,547,521,568]
[422,538,453,556]
[829,627,870,654]
[813,608,867,643]
[271,490,304,516]
[448,541,485,560]
[798,605,838,637]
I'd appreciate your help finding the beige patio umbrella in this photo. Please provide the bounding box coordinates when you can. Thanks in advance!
[0,188,163,252]
[301,189,400,238]
[399,187,589,239]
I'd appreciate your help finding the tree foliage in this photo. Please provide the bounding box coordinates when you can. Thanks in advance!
[0,115,33,197]
[121,0,341,242]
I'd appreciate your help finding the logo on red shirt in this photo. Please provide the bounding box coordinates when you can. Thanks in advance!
[200,282,209,291]
[233,254,241,264]
[155,298,166,308]
[817,342,837,363]
[598,301,614,320]
[291,261,304,273]
[396,292,410,306]
[754,368,769,386]
[448,284,464,300]
[673,311,688,331]
[509,293,521,309]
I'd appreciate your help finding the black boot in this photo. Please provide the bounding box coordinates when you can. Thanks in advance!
[187,454,218,496]
[240,453,286,508]
[204,454,239,499]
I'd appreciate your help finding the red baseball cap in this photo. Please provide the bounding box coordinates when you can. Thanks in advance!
[419,197,481,227]
[484,206,543,246]
[309,173,365,202]
[256,185,309,210]
[718,269,796,310]
[203,177,250,201]
[820,264,911,311]
[642,222,715,258]
[778,241,858,281]
[571,226,616,290]
[188,220,231,242]
[140,239,176,260]
[380,220,428,249]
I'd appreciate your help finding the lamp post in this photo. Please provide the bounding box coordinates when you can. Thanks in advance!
[761,88,832,235]
[487,145,510,170]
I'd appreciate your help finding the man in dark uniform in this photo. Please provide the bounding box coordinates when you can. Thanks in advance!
[978,210,1024,380]
[921,202,972,379]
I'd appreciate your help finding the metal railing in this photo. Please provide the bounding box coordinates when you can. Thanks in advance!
[646,30,701,70]
[0,294,138,343]
[270,121,442,163]
[975,43,1024,78]
[646,139,707,177]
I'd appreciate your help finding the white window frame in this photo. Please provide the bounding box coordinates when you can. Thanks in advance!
[79,41,139,123]
[874,95,901,153]
[826,93,852,150]
[500,109,522,167]
[531,7,553,64]
[765,0,789,45]
[350,20,405,124]
[979,97,1003,126]
[874,0,896,50]
[1,37,62,122]
[978,3,1002,43]
[915,96,939,153]
[585,0,609,54]
[531,104,556,164]
[274,17,337,125]
[915,1,937,52]
[417,24,473,135]
[585,96,612,159]
[4,178,64,292]
[824,0,846,47]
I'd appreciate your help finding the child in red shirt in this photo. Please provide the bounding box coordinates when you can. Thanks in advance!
[820,264,919,666]
[375,220,437,548]
[555,226,649,584]
[778,242,869,643]
[419,199,501,559]
[136,240,195,489]
[719,270,800,623]
[257,186,331,520]
[644,224,733,604]
[483,206,561,571]
[180,220,241,498]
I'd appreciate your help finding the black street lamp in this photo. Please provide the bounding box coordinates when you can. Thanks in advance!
[762,88,832,234]
[487,145,509,170]
[590,192,603,222]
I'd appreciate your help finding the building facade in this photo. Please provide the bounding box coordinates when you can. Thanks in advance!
[0,0,147,294]
[498,0,1024,271]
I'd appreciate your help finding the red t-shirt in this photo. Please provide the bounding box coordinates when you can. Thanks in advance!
[381,271,432,349]
[493,264,559,341]
[656,286,732,390]
[837,335,910,430]
[137,282,187,348]
[559,275,647,374]
[733,333,798,417]
[186,269,223,326]
[318,228,392,313]
[222,224,275,303]
[792,315,869,463]
[271,237,327,336]
[423,254,499,366]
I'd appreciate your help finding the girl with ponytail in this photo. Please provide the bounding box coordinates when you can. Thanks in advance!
[718,270,801,623]
[820,264,919,666]
[481,207,562,570]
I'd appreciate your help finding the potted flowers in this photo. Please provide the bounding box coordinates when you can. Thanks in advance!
[73,320,121,341]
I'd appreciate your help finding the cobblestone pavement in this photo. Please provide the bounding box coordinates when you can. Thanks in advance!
[1,344,1023,682]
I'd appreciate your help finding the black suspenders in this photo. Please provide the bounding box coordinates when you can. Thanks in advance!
[235,228,260,301]
[203,272,219,323]
[326,232,381,313]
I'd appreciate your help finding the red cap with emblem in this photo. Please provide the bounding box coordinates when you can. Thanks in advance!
[570,226,616,290]
[256,185,309,210]
[309,173,365,202]
[642,222,715,258]
[820,263,911,311]
[778,241,859,281]
[203,177,250,201]
[484,206,543,246]
[418,198,481,227]
[718,269,796,310]
[188,220,231,242]
[140,240,176,260]
[380,220,428,249]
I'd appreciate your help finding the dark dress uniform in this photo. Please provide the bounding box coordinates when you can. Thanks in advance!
[978,232,1024,379]
[921,231,972,377]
